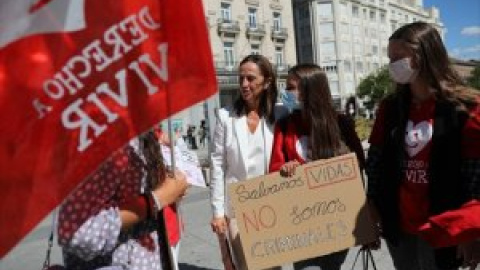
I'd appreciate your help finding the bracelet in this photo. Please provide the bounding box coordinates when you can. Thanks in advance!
[150,191,163,218]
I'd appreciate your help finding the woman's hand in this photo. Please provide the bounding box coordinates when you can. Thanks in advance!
[458,239,480,270]
[153,170,189,206]
[280,160,300,177]
[157,132,171,146]
[211,216,228,235]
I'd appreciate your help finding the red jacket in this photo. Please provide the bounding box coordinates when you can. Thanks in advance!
[419,199,480,247]
[270,111,365,172]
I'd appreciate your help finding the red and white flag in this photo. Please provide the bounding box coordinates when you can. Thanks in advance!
[0,0,217,257]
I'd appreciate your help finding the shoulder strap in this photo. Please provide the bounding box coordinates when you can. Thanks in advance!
[42,210,58,270]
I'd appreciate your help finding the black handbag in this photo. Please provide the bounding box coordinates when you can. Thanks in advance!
[350,247,378,270]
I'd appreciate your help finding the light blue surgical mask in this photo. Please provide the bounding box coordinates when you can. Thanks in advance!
[280,89,301,112]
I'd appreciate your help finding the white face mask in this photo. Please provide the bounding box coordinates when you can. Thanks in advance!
[389,58,418,84]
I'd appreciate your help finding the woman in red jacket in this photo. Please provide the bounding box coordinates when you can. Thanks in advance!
[269,63,365,270]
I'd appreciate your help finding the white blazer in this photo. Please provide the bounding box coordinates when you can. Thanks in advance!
[210,105,288,218]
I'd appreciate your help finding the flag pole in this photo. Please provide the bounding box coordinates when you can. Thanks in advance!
[163,3,181,269]
[157,2,176,269]
[167,118,176,170]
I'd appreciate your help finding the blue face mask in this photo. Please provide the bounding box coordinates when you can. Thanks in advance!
[280,89,301,112]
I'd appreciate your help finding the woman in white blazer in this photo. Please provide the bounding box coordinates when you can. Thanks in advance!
[210,55,285,270]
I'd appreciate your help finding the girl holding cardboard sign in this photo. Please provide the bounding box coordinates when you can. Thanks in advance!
[269,63,365,270]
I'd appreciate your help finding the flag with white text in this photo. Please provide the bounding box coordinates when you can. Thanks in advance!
[0,0,217,257]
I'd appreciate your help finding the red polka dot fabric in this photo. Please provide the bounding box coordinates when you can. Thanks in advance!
[58,143,167,270]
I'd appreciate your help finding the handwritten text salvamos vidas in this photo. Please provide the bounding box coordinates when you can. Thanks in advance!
[235,177,304,203]
[306,159,355,187]
[32,6,167,152]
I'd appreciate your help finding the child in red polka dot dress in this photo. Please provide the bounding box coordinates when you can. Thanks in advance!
[58,131,189,270]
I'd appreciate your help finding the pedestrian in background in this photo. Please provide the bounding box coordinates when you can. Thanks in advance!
[198,120,208,148]
[366,22,480,270]
[209,54,285,270]
[269,63,365,270]
[58,132,189,270]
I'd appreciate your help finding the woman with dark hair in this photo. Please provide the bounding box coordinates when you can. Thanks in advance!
[366,22,480,270]
[210,54,285,270]
[58,131,189,270]
[269,63,365,270]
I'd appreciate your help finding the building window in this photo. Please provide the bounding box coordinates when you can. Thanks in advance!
[342,41,350,53]
[251,44,260,55]
[220,2,232,22]
[320,42,336,58]
[363,9,367,20]
[356,61,363,73]
[248,7,257,28]
[340,2,348,18]
[380,12,386,23]
[352,6,359,18]
[329,81,339,96]
[370,10,376,21]
[223,41,234,68]
[391,22,397,32]
[273,12,282,31]
[341,23,350,34]
[344,60,352,72]
[353,25,361,36]
[372,45,378,54]
[275,46,284,66]
[318,3,333,18]
[319,22,335,39]
[345,81,354,95]
[354,43,362,53]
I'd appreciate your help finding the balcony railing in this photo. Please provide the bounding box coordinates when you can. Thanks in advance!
[217,19,240,34]
[274,63,291,75]
[214,61,293,79]
[271,27,288,40]
[215,61,239,75]
[245,23,266,38]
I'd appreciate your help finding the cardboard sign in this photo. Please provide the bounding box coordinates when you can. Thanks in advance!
[228,153,376,269]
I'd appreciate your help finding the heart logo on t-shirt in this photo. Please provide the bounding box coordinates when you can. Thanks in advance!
[405,120,433,157]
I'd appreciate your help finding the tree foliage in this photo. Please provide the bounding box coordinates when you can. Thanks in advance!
[357,67,395,111]
[467,65,480,91]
